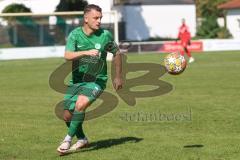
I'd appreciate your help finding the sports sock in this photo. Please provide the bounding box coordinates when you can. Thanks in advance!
[64,134,72,142]
[65,116,85,139]
[76,124,86,139]
[67,110,85,137]
[65,121,70,128]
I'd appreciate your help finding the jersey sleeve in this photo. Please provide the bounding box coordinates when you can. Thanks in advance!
[104,30,119,56]
[65,31,76,52]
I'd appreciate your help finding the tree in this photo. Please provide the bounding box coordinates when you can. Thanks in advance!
[195,0,227,17]
[2,3,32,24]
[2,3,31,13]
[54,0,88,43]
[55,0,88,12]
[196,0,231,38]
[2,4,37,46]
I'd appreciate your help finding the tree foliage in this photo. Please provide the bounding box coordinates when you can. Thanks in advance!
[2,3,31,13]
[2,3,32,24]
[55,0,88,11]
[196,0,232,38]
[195,0,228,17]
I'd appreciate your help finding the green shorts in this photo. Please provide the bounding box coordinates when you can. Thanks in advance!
[64,82,103,111]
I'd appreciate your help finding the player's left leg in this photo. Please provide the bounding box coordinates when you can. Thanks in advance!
[62,101,85,140]
[60,110,85,144]
[184,47,194,63]
[68,95,89,141]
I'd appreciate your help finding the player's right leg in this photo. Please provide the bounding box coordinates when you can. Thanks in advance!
[57,110,72,154]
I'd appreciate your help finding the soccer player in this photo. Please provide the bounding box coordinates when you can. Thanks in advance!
[56,4,123,154]
[177,18,195,63]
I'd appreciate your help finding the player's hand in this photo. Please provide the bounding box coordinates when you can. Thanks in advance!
[113,77,123,90]
[84,49,99,56]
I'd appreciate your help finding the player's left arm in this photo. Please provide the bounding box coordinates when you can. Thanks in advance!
[104,29,123,90]
[113,51,123,90]
[187,31,191,45]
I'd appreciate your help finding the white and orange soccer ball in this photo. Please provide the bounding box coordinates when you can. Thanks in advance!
[164,52,187,75]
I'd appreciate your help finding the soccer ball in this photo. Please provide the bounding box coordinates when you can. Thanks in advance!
[164,52,187,75]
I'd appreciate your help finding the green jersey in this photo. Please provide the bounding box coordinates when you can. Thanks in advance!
[65,27,118,89]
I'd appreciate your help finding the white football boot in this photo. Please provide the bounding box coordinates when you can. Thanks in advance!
[57,141,71,155]
[189,57,195,63]
[69,138,89,151]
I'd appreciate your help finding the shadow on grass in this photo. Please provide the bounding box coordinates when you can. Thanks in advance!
[83,136,143,151]
[183,144,204,148]
[60,136,143,156]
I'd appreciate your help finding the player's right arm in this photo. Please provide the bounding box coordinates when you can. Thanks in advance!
[175,28,181,43]
[64,50,98,60]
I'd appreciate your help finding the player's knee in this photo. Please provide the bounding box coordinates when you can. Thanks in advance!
[75,101,87,111]
[63,116,71,122]
[75,96,89,111]
[63,111,72,122]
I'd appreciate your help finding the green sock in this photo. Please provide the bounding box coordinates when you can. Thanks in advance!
[65,116,85,139]
[65,121,70,128]
[67,111,85,137]
[76,124,86,139]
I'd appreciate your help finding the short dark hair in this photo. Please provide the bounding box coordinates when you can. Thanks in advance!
[84,4,102,15]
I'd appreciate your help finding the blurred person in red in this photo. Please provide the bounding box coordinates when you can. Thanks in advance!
[176,18,194,63]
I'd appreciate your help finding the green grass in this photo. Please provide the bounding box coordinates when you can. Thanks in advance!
[0,51,240,160]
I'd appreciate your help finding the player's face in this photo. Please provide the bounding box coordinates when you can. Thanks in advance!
[182,19,185,25]
[85,9,102,31]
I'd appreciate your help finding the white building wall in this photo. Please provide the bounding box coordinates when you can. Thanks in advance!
[0,0,114,13]
[87,0,116,24]
[0,0,197,41]
[87,0,113,12]
[0,0,60,13]
[0,0,116,24]
[120,5,196,41]
[226,9,240,39]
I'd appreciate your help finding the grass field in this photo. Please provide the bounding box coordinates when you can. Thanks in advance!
[0,51,240,160]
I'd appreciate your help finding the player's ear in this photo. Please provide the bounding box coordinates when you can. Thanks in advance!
[84,14,88,23]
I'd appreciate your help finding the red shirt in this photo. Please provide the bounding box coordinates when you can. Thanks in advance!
[178,23,191,43]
